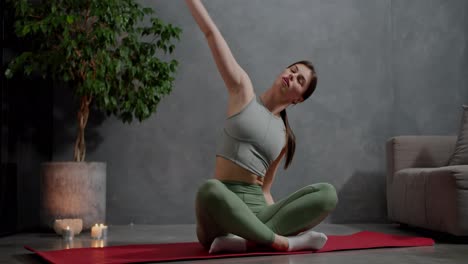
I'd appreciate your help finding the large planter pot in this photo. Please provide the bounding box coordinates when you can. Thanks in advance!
[40,162,106,231]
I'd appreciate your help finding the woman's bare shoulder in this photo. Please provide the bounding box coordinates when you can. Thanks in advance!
[225,88,256,118]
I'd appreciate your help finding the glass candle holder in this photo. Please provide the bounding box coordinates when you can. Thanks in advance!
[62,226,74,241]
[100,224,108,240]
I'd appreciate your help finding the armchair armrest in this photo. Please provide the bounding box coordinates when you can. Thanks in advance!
[386,135,457,183]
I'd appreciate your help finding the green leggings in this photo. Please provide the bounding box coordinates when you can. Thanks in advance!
[195,179,338,249]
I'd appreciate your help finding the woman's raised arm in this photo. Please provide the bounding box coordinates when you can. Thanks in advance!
[185,0,252,95]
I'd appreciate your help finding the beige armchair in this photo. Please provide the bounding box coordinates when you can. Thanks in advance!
[386,136,468,236]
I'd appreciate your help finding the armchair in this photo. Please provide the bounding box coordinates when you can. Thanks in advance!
[386,136,468,236]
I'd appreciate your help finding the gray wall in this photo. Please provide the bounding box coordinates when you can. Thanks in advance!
[50,0,468,225]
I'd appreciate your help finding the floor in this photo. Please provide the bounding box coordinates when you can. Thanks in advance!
[1,223,467,264]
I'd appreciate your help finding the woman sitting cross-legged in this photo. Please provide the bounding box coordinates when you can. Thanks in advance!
[186,0,338,254]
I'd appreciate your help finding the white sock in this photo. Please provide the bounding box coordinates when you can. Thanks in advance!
[209,234,247,254]
[287,230,328,251]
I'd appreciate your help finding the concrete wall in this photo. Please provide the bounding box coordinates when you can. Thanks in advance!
[50,0,468,225]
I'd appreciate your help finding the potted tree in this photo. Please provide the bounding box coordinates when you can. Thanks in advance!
[5,0,182,230]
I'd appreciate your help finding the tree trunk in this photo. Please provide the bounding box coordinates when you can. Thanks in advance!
[74,95,92,162]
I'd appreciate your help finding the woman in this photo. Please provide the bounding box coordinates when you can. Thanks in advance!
[186,0,338,254]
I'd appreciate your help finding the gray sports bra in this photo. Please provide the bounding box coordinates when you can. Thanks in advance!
[216,94,286,177]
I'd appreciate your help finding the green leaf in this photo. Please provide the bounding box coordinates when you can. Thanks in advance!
[5,69,13,79]
[66,15,74,24]
[24,65,33,75]
[142,7,153,14]
[20,25,30,36]
[169,62,176,72]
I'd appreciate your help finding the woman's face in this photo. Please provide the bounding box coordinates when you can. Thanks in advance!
[275,63,313,104]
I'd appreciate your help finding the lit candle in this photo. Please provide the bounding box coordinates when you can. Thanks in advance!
[62,226,74,241]
[100,224,108,240]
[91,224,102,239]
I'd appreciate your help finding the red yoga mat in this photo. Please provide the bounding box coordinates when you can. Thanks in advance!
[25,231,434,264]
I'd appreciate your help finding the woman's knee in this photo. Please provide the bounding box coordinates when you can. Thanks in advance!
[318,183,338,211]
[307,182,338,212]
[196,179,225,204]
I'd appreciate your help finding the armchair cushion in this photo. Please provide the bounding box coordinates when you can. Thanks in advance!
[388,165,468,235]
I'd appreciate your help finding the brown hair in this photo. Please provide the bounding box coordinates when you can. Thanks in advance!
[280,60,318,169]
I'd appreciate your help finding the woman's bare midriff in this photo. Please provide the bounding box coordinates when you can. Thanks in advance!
[214,156,264,186]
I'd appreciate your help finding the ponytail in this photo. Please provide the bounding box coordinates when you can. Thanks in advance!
[280,109,295,169]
